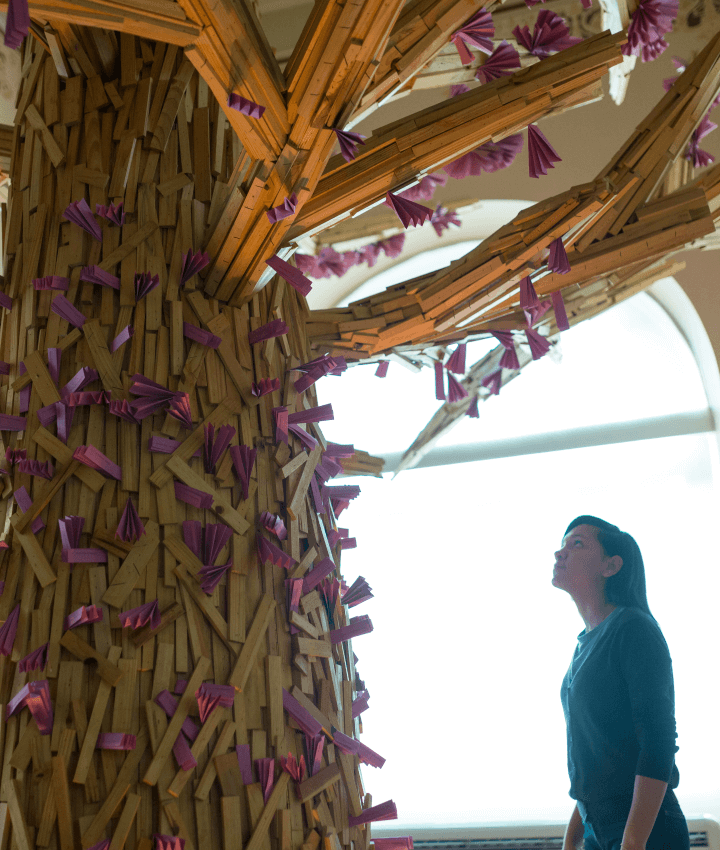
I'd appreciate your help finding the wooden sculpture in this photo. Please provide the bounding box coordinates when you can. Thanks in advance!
[0,0,716,848]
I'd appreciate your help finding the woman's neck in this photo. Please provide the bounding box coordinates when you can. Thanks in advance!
[576,600,617,632]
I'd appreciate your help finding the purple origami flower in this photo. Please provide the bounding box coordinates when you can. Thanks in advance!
[398,173,447,203]
[116,497,145,542]
[119,599,161,630]
[385,192,433,229]
[96,202,125,227]
[431,205,461,236]
[684,114,717,168]
[63,198,102,241]
[228,93,265,119]
[204,423,236,474]
[621,0,678,62]
[334,128,366,162]
[266,194,298,224]
[548,237,571,274]
[230,445,257,500]
[180,250,210,288]
[527,124,561,178]
[475,41,521,84]
[450,9,494,64]
[444,134,524,179]
[513,11,582,59]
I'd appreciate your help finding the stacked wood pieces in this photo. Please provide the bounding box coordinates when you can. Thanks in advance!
[338,452,385,479]
[0,35,380,850]
[285,0,407,141]
[351,0,500,123]
[4,0,203,45]
[305,35,720,363]
[174,0,289,162]
[292,30,627,239]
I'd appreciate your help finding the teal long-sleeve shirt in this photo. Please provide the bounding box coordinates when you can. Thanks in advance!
[560,606,680,803]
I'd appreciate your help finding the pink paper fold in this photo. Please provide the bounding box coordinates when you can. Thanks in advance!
[80,265,120,289]
[286,578,304,635]
[257,533,295,570]
[17,458,53,477]
[513,10,582,58]
[66,391,108,407]
[154,836,185,850]
[526,327,551,359]
[431,205,462,236]
[111,325,134,352]
[183,322,221,348]
[265,254,313,297]
[155,690,199,741]
[59,515,84,549]
[342,575,373,607]
[447,373,468,402]
[302,558,336,594]
[287,403,333,425]
[384,191,433,229]
[0,604,20,655]
[331,728,385,768]
[134,271,160,301]
[62,548,107,564]
[528,124,562,178]
[548,237,571,274]
[33,275,69,291]
[109,399,141,424]
[228,93,265,119]
[196,683,235,723]
[51,294,87,328]
[172,731,197,770]
[434,360,446,400]
[204,423,235,473]
[445,343,466,374]
[63,198,102,241]
[348,800,398,827]
[167,393,193,429]
[175,481,213,509]
[7,679,53,734]
[305,732,324,776]
[4,0,31,49]
[14,486,45,534]
[552,290,570,331]
[352,690,370,718]
[130,373,181,418]
[117,497,145,542]
[266,193,298,224]
[95,202,125,227]
[333,128,366,162]
[248,319,288,345]
[466,396,480,418]
[481,369,503,396]
[0,293,12,312]
[475,40,521,83]
[330,614,373,644]
[273,406,289,444]
[255,757,275,803]
[373,839,414,850]
[73,445,121,479]
[375,361,389,378]
[281,752,306,782]
[64,604,104,630]
[236,744,254,784]
[260,511,287,540]
[119,599,161,630]
[230,445,257,499]
[282,688,322,736]
[19,642,49,672]
[180,250,210,287]
[63,366,99,397]
[96,732,136,749]
[450,9,494,64]
[252,378,280,397]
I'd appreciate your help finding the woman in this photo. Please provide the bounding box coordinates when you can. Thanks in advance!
[553,515,689,850]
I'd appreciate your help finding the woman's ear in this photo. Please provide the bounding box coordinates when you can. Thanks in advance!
[603,555,623,578]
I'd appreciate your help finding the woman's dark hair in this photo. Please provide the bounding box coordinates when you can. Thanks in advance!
[564,515,655,619]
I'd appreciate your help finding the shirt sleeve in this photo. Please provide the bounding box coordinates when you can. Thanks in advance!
[616,615,678,783]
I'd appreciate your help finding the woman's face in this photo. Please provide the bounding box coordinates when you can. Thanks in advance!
[552,524,615,596]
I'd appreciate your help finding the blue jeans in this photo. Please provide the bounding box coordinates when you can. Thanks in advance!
[579,791,690,850]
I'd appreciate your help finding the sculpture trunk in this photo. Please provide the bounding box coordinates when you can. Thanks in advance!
[0,30,362,850]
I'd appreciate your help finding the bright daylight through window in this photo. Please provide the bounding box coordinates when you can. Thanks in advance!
[314,255,720,828]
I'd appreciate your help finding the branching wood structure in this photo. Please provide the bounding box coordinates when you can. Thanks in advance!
[0,0,718,847]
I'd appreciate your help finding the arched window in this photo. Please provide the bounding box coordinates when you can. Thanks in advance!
[312,227,720,828]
